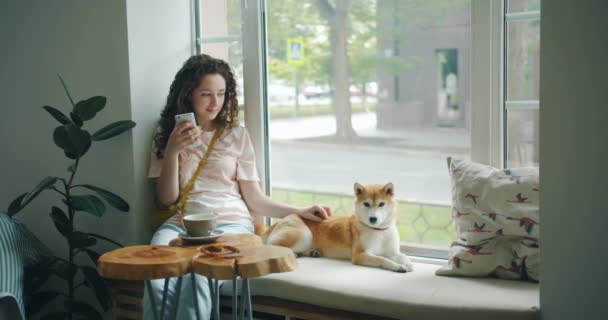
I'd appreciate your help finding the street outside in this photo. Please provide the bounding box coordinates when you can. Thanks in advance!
[268,112,470,206]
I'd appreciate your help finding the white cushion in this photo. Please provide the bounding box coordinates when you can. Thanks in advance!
[221,257,539,320]
[436,158,540,281]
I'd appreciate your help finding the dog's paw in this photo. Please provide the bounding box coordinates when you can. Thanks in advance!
[394,265,408,273]
[401,262,414,272]
[392,262,414,273]
[308,250,321,258]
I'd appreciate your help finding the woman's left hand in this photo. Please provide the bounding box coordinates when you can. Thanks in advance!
[296,205,332,222]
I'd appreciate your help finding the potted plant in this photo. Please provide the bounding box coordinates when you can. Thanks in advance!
[7,75,135,320]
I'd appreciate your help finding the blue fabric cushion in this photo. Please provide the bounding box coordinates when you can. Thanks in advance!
[0,213,51,319]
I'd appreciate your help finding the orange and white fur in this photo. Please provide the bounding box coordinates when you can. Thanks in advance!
[263,182,413,272]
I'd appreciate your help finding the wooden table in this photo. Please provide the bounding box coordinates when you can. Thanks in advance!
[191,239,297,320]
[98,234,296,320]
[98,245,200,320]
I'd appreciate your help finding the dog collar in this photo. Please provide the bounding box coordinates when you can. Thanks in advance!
[370,226,389,231]
[360,222,390,231]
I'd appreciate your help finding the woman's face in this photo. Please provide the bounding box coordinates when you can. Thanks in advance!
[191,73,226,126]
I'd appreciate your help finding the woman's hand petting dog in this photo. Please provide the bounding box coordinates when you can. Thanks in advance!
[296,205,332,222]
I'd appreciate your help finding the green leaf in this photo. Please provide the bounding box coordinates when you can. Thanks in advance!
[7,192,27,216]
[70,195,106,217]
[64,299,103,320]
[75,96,106,121]
[50,206,71,238]
[20,177,59,209]
[24,260,54,291]
[76,184,129,212]
[70,111,83,127]
[87,232,124,248]
[68,164,75,173]
[42,105,72,125]
[81,266,110,311]
[49,258,77,280]
[91,120,136,141]
[57,74,75,107]
[81,248,101,265]
[69,231,97,248]
[40,311,68,320]
[53,124,92,159]
[26,290,60,315]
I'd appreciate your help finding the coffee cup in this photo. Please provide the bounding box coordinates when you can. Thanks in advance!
[183,213,217,237]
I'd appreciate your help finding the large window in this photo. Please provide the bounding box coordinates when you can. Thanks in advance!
[195,0,540,259]
[265,0,471,255]
[504,0,540,167]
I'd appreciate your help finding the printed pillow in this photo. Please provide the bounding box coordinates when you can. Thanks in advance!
[0,213,52,318]
[435,158,540,282]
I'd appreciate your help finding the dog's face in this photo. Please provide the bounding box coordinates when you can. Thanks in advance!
[353,182,397,228]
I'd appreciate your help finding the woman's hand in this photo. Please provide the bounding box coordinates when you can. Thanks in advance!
[164,122,201,158]
[296,205,332,222]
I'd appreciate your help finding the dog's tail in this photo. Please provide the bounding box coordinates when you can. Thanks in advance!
[254,222,279,244]
[254,223,268,236]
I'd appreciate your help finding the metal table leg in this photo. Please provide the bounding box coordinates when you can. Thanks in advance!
[214,279,220,320]
[192,274,201,320]
[171,276,183,320]
[208,278,215,319]
[232,277,238,320]
[160,279,169,319]
[239,279,252,320]
[145,280,159,320]
[239,278,246,319]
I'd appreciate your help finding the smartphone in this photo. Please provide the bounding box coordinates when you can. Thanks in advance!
[174,112,202,147]
[174,112,198,126]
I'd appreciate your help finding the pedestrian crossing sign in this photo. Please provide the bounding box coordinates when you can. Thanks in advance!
[287,38,304,65]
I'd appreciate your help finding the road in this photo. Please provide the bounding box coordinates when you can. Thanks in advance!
[265,112,467,205]
[269,141,452,205]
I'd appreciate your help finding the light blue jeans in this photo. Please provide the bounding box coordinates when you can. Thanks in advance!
[142,223,253,320]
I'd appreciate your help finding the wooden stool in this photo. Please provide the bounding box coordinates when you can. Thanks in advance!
[98,245,199,320]
[192,244,297,320]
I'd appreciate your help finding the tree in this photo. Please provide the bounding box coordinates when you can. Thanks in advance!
[317,0,357,139]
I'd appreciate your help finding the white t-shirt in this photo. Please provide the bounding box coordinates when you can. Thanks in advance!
[148,126,260,229]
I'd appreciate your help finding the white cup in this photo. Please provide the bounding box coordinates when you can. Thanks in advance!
[183,213,217,237]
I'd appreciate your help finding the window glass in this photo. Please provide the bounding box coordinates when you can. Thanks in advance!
[505,0,540,167]
[507,0,540,13]
[266,0,472,250]
[507,109,539,167]
[506,19,540,101]
[199,0,245,123]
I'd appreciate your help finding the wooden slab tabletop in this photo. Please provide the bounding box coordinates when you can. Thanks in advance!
[98,245,198,281]
[236,245,298,279]
[192,244,297,280]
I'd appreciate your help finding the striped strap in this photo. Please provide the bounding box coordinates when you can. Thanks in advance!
[169,127,224,227]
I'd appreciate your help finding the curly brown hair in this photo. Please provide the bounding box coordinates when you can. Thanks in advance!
[154,54,239,158]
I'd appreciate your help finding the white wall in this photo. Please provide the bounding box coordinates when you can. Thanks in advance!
[540,1,608,320]
[0,0,134,248]
[125,0,194,242]
[0,0,193,316]
[0,0,194,245]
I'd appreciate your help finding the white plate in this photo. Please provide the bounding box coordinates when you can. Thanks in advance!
[178,230,224,243]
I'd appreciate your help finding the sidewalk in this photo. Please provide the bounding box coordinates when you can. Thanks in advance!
[269,112,470,158]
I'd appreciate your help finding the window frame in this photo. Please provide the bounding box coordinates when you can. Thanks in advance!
[195,0,522,260]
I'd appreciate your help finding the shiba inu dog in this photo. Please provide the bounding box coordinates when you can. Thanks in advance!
[263,182,413,272]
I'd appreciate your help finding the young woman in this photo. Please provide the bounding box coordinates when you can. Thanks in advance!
[144,54,331,319]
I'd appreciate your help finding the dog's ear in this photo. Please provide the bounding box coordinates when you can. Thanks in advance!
[383,182,394,196]
[354,182,365,196]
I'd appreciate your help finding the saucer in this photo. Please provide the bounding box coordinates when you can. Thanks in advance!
[178,230,224,243]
